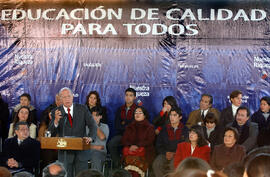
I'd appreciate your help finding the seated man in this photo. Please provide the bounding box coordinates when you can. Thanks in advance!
[42,161,67,177]
[153,107,188,177]
[186,94,220,129]
[87,107,109,172]
[2,122,40,174]
[11,93,37,124]
[227,106,258,152]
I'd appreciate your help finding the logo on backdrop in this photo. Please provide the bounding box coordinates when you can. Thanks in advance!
[129,83,150,97]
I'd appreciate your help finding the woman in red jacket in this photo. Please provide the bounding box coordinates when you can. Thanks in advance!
[174,125,211,168]
[121,106,156,177]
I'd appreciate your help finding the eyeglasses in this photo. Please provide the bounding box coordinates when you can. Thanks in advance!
[135,112,143,114]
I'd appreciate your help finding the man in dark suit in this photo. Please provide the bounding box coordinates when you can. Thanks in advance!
[2,121,40,174]
[227,106,258,152]
[220,90,242,128]
[186,94,220,129]
[48,87,97,177]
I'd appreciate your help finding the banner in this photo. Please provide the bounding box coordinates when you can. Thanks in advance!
[0,0,269,134]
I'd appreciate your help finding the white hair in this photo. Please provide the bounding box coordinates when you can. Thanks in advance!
[58,87,73,96]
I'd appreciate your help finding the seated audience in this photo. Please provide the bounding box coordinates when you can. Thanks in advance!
[223,163,245,177]
[251,96,270,146]
[42,161,67,177]
[228,106,258,152]
[210,127,246,171]
[121,106,155,177]
[243,145,270,166]
[87,107,109,172]
[220,90,242,127]
[153,96,178,135]
[153,107,188,177]
[186,94,220,129]
[38,94,62,172]
[11,93,37,124]
[2,122,40,174]
[0,93,9,141]
[175,157,211,173]
[108,88,137,169]
[8,106,36,139]
[202,113,223,152]
[174,125,210,168]
[111,169,132,177]
[85,91,108,124]
[245,153,270,177]
[0,167,12,177]
[76,169,104,177]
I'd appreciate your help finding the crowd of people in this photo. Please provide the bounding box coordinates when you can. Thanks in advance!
[0,88,270,177]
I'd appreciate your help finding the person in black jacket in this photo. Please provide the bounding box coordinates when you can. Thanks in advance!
[0,93,9,141]
[153,96,178,135]
[202,112,223,152]
[85,91,108,124]
[2,121,40,174]
[107,88,137,169]
[152,107,188,177]
[251,96,270,146]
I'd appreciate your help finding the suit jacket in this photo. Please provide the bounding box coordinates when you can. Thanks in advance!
[48,103,97,161]
[220,106,234,127]
[174,142,211,168]
[186,108,220,129]
[2,136,40,173]
[227,121,258,152]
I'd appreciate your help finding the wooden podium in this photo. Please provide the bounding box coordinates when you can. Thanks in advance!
[40,137,91,150]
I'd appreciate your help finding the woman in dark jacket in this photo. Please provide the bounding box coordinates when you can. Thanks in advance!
[85,91,108,124]
[121,106,155,177]
[153,96,178,135]
[210,127,246,171]
[251,96,270,146]
[202,113,223,152]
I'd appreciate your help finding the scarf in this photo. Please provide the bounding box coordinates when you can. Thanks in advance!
[120,103,137,120]
[166,122,184,141]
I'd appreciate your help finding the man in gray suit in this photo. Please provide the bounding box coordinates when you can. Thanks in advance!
[48,87,97,177]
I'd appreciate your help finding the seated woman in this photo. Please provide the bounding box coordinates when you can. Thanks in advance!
[85,91,108,124]
[174,125,210,168]
[8,106,37,139]
[153,96,178,135]
[210,127,246,171]
[202,113,223,152]
[251,96,270,146]
[121,106,155,177]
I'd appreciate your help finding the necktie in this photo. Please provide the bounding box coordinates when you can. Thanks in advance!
[67,108,73,127]
[201,110,205,119]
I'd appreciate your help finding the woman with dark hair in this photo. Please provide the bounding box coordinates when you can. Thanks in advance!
[251,96,270,146]
[210,127,246,171]
[153,96,179,135]
[174,125,210,168]
[202,113,223,152]
[121,106,155,177]
[85,91,108,124]
[8,106,36,139]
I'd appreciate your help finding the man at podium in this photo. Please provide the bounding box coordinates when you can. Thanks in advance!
[48,87,97,177]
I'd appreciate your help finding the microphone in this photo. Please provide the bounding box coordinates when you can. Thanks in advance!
[62,113,68,137]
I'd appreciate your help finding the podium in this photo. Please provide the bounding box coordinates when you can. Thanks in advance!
[40,137,91,150]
